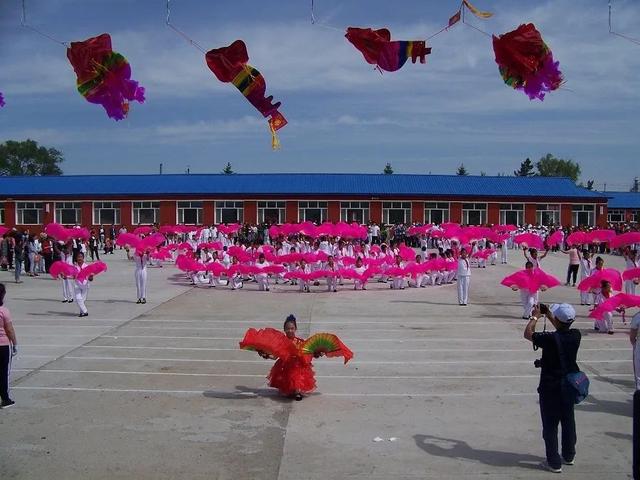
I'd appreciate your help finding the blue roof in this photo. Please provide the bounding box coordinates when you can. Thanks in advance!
[605,191,640,209]
[0,173,607,200]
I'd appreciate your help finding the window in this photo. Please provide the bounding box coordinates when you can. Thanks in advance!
[216,201,243,224]
[132,201,160,225]
[93,201,121,225]
[55,202,82,225]
[16,202,44,225]
[536,204,560,226]
[340,201,369,224]
[424,202,449,224]
[607,209,625,223]
[572,204,595,227]
[633,210,640,224]
[499,203,524,226]
[177,201,203,225]
[462,203,487,225]
[382,201,411,224]
[298,201,328,223]
[258,201,285,224]
[0,203,4,224]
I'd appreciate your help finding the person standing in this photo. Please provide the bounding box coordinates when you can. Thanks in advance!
[524,303,581,473]
[74,252,93,317]
[13,234,25,284]
[630,311,640,390]
[623,248,639,296]
[561,246,580,286]
[456,248,471,306]
[0,283,18,408]
[134,251,148,304]
[88,232,100,261]
[60,244,75,303]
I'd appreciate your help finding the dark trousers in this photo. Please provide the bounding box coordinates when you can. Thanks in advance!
[566,264,579,285]
[0,345,12,402]
[539,389,576,469]
[89,247,100,261]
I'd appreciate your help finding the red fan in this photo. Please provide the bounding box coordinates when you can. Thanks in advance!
[239,328,298,359]
[589,293,640,320]
[49,261,79,279]
[623,268,640,283]
[546,231,564,248]
[577,268,623,292]
[77,261,108,282]
[610,232,640,249]
[501,268,560,292]
[514,233,544,250]
[116,233,142,249]
[300,333,353,364]
[566,232,589,246]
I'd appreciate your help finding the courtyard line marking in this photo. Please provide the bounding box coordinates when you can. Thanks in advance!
[130,318,602,325]
[10,386,633,397]
[17,325,115,328]
[18,344,631,353]
[9,368,636,379]
[97,334,631,342]
[19,355,632,365]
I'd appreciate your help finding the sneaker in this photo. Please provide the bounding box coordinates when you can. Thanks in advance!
[0,399,15,409]
[563,457,575,466]
[136,299,142,304]
[541,461,562,473]
[141,299,146,304]
[294,393,303,401]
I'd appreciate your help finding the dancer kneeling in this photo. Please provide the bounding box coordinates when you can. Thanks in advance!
[239,315,353,400]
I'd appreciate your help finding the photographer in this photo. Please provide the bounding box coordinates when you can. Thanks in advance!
[524,303,581,474]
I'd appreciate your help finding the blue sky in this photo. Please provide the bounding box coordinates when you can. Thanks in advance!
[0,0,638,190]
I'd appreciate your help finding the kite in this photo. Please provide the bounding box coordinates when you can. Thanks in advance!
[66,33,145,120]
[492,23,563,101]
[462,0,493,19]
[0,92,5,107]
[345,27,431,72]
[205,40,287,149]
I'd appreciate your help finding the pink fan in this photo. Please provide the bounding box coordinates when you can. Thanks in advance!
[44,223,71,242]
[309,269,337,280]
[471,249,493,259]
[218,224,241,235]
[429,229,444,239]
[137,233,165,253]
[398,246,416,261]
[116,233,141,249]
[577,268,623,292]
[546,231,564,248]
[284,271,312,282]
[501,268,560,292]
[263,264,285,275]
[133,226,153,235]
[176,241,193,251]
[228,246,253,263]
[159,225,180,235]
[514,233,544,250]
[385,266,407,277]
[341,256,357,266]
[589,293,640,320]
[206,262,227,275]
[49,261,79,279]
[492,224,517,233]
[566,232,589,246]
[77,261,108,282]
[150,250,172,261]
[0,226,9,236]
[586,229,616,244]
[610,232,640,249]
[623,268,640,283]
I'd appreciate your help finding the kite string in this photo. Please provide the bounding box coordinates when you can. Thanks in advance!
[166,0,207,54]
[608,0,640,45]
[20,0,68,47]
[309,0,346,33]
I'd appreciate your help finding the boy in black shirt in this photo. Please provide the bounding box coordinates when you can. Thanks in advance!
[524,303,581,473]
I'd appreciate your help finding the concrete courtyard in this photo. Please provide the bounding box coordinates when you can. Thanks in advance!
[0,249,634,479]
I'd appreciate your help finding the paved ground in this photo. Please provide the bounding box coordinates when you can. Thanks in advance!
[0,248,634,479]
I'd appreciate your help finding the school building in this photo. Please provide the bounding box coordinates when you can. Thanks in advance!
[0,173,611,231]
[604,191,640,224]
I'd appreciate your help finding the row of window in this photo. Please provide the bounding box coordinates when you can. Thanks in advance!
[0,201,625,226]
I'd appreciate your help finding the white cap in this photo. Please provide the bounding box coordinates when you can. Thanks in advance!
[550,303,576,324]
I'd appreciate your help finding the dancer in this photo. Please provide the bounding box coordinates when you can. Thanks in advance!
[631,310,640,390]
[457,248,471,306]
[240,314,353,400]
[623,248,639,295]
[0,283,18,409]
[74,252,93,317]
[520,261,539,319]
[134,250,148,304]
[60,243,75,303]
[593,280,614,334]
[578,250,592,306]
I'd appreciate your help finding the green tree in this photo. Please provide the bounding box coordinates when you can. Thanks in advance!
[0,139,63,176]
[456,164,468,176]
[535,153,581,182]
[222,162,234,174]
[383,163,394,174]
[514,158,535,177]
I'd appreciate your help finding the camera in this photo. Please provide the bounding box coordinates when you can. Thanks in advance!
[539,303,549,315]
[534,358,543,368]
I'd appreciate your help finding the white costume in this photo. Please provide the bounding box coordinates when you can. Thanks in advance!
[624,256,639,295]
[61,251,75,302]
[134,253,148,301]
[456,257,471,305]
[74,263,90,315]
[254,261,270,291]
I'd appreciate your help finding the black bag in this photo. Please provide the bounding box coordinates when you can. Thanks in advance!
[553,333,589,404]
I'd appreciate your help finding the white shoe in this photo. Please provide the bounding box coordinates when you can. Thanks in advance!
[540,461,562,473]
